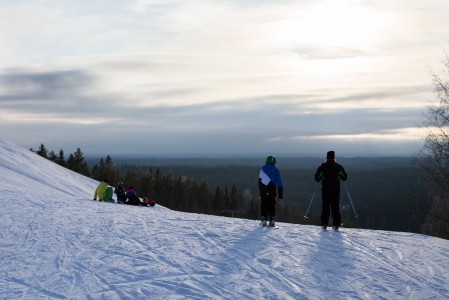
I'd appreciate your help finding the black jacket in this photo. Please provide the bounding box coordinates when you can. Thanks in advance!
[114,186,127,203]
[314,160,347,194]
[125,190,141,206]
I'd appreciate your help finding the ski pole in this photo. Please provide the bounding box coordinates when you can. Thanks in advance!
[304,182,318,219]
[344,182,359,219]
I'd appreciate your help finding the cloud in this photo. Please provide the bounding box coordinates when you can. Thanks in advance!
[290,45,369,59]
[272,127,425,142]
[0,69,103,115]
[0,68,92,94]
[2,0,447,155]
[0,64,426,133]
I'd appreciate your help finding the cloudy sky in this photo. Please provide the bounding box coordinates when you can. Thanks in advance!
[1,0,449,157]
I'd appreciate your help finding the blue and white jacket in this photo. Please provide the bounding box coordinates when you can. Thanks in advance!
[258,164,283,199]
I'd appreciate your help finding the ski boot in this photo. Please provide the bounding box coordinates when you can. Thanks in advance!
[333,226,339,232]
[260,217,267,227]
[322,225,328,231]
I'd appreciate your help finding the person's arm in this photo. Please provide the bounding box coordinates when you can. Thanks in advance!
[276,171,284,199]
[258,177,263,191]
[314,165,323,182]
[338,165,348,181]
[277,186,283,199]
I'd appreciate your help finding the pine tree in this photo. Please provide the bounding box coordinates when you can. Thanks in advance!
[57,149,65,166]
[139,167,155,197]
[91,157,105,181]
[223,186,230,210]
[48,150,58,162]
[213,186,225,214]
[230,184,240,210]
[67,148,90,176]
[247,198,259,220]
[36,144,48,158]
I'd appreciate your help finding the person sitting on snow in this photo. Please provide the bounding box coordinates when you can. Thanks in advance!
[125,187,144,206]
[143,196,156,207]
[93,179,109,201]
[114,182,127,204]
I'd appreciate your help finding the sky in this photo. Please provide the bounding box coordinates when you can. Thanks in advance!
[1,138,449,299]
[1,0,449,157]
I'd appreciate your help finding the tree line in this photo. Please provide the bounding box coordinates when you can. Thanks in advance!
[31,144,90,176]
[30,143,434,236]
[30,144,305,222]
[131,164,428,233]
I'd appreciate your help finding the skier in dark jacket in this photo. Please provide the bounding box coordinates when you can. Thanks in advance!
[314,151,347,231]
[259,155,283,227]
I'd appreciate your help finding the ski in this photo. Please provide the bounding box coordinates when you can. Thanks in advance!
[321,227,341,233]
[259,223,279,229]
[263,226,280,230]
[321,225,341,232]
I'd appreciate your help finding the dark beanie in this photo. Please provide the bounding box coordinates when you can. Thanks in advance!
[326,151,335,159]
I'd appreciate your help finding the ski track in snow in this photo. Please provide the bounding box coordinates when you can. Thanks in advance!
[1,138,449,299]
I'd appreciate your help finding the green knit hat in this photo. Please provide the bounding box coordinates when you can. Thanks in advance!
[265,155,276,165]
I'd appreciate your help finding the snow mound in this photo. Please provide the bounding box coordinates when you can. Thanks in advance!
[1,138,449,299]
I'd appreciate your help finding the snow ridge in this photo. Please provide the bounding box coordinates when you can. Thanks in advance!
[1,138,449,299]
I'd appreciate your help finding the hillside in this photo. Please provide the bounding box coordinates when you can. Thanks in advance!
[1,138,449,299]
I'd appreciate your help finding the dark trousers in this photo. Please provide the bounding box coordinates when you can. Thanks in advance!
[321,193,341,227]
[260,197,276,221]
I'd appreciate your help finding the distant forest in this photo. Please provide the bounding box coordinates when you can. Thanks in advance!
[31,144,429,234]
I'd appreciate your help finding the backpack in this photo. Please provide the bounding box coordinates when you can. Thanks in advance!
[105,186,114,202]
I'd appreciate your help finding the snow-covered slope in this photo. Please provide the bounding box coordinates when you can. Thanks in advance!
[1,138,449,300]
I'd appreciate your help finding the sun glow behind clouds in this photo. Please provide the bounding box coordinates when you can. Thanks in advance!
[270,1,392,53]
[259,0,400,95]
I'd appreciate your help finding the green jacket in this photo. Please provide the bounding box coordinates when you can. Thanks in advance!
[94,181,109,200]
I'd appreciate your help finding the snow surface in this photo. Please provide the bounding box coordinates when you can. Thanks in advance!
[1,138,449,300]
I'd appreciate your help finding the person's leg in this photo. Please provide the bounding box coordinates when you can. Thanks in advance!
[268,197,276,225]
[331,194,341,227]
[320,194,330,227]
[260,197,268,225]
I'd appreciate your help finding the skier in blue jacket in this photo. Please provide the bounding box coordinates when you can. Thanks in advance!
[258,155,283,227]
